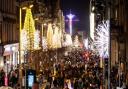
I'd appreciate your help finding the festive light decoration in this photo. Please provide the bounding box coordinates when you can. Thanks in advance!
[52,26,61,48]
[23,8,35,50]
[74,35,79,47]
[34,30,40,50]
[63,34,72,47]
[21,29,28,50]
[67,13,75,35]
[47,23,53,48]
[42,37,48,50]
[94,20,109,57]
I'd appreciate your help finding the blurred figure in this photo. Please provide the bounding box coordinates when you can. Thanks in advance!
[0,69,5,86]
[32,81,39,89]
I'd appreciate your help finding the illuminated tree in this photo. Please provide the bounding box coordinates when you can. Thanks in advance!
[23,8,35,50]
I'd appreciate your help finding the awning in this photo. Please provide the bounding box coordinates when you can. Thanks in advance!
[0,46,4,56]
[3,51,13,56]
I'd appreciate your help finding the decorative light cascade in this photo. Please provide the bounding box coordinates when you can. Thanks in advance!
[34,30,40,50]
[94,20,109,58]
[74,35,79,47]
[47,23,53,49]
[23,8,35,50]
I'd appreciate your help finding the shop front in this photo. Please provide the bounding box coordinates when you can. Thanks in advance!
[0,46,4,70]
[3,43,19,73]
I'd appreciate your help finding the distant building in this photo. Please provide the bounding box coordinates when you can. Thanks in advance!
[0,0,19,69]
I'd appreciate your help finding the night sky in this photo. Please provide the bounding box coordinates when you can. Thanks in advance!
[61,0,90,35]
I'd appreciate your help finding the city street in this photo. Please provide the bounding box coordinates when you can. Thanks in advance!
[0,0,128,89]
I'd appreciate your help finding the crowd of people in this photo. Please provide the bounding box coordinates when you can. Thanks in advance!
[37,50,128,89]
[36,50,104,89]
[0,68,19,88]
[0,49,127,89]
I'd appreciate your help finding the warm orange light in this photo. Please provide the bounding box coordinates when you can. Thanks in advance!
[29,5,33,8]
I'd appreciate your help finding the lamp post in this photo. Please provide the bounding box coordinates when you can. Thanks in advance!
[19,4,33,88]
[19,6,22,89]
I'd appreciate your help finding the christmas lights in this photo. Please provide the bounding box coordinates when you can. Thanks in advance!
[34,30,40,50]
[47,23,53,49]
[94,20,109,57]
[23,8,35,50]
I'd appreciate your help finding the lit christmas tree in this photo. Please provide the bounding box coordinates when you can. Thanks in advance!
[23,8,35,50]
